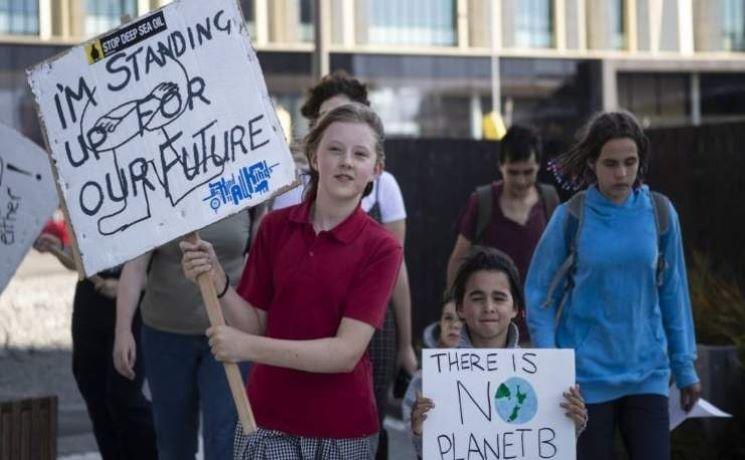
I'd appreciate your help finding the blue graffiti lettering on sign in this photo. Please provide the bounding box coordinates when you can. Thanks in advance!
[202,161,278,212]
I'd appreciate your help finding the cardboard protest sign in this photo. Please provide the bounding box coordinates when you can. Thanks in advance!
[27,0,295,276]
[0,123,59,294]
[423,349,576,460]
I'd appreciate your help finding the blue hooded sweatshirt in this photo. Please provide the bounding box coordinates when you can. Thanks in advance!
[525,185,699,404]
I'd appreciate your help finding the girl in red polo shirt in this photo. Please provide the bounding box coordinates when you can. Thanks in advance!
[180,103,402,460]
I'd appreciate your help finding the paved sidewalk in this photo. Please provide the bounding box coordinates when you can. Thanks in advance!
[58,418,415,460]
[0,252,94,458]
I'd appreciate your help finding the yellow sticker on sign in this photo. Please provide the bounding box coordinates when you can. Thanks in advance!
[82,11,168,66]
[84,40,104,65]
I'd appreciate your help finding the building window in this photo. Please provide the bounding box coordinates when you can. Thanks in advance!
[618,73,690,127]
[723,0,745,51]
[85,0,138,36]
[587,0,626,50]
[609,0,625,50]
[362,0,457,46]
[0,0,39,35]
[515,0,553,48]
[298,0,313,42]
[240,0,256,39]
[701,73,745,122]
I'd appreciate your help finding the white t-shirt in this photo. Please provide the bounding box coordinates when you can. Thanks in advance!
[271,171,407,224]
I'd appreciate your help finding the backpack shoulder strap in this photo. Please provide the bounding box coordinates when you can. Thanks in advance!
[474,184,493,245]
[650,191,671,286]
[565,191,585,221]
[650,191,670,236]
[537,183,560,220]
[542,191,586,324]
[563,190,585,253]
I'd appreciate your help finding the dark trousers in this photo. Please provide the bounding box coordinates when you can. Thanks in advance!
[578,394,670,460]
[72,279,158,460]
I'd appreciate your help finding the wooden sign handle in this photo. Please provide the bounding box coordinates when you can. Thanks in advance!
[185,231,256,434]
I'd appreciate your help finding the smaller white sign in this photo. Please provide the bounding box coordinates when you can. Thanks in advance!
[0,123,59,293]
[423,348,576,460]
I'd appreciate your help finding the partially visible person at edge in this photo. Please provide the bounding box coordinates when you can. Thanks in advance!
[272,70,417,459]
[180,103,402,459]
[34,214,158,459]
[446,125,559,345]
[113,207,261,460]
[400,292,462,459]
[408,247,587,459]
[525,110,701,460]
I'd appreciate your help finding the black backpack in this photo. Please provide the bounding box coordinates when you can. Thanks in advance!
[540,190,671,323]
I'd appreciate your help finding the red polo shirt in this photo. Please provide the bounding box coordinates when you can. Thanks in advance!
[236,200,403,438]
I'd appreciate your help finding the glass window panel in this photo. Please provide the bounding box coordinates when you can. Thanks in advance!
[515,0,553,48]
[609,0,625,49]
[0,0,38,35]
[617,73,690,126]
[328,54,600,140]
[723,0,745,51]
[701,73,745,122]
[298,0,313,42]
[500,58,600,139]
[85,0,138,36]
[240,0,255,39]
[362,0,456,46]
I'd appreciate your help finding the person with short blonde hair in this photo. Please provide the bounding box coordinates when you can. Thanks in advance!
[180,104,403,459]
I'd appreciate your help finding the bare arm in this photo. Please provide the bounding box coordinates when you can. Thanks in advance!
[446,235,473,288]
[207,317,375,373]
[113,252,151,380]
[384,219,417,374]
[180,239,266,335]
[116,253,150,334]
[33,234,77,271]
[214,283,267,336]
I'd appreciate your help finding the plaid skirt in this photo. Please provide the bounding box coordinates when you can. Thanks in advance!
[233,425,378,460]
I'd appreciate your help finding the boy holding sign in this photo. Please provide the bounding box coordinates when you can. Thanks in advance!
[410,247,587,459]
[180,104,402,459]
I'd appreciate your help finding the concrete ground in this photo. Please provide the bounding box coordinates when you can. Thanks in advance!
[1,252,416,459]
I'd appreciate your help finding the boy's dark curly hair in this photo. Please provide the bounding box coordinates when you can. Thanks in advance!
[300,70,370,120]
[451,246,524,312]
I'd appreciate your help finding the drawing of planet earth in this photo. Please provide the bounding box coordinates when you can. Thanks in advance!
[494,377,538,424]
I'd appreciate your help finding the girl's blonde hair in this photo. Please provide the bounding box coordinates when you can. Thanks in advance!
[303,103,385,201]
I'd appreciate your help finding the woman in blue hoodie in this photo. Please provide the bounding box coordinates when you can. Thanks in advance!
[525,111,701,460]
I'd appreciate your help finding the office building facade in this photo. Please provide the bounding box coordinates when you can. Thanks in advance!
[2,0,745,144]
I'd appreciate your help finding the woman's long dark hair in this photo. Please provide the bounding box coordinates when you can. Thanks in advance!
[302,103,385,202]
[550,110,649,191]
